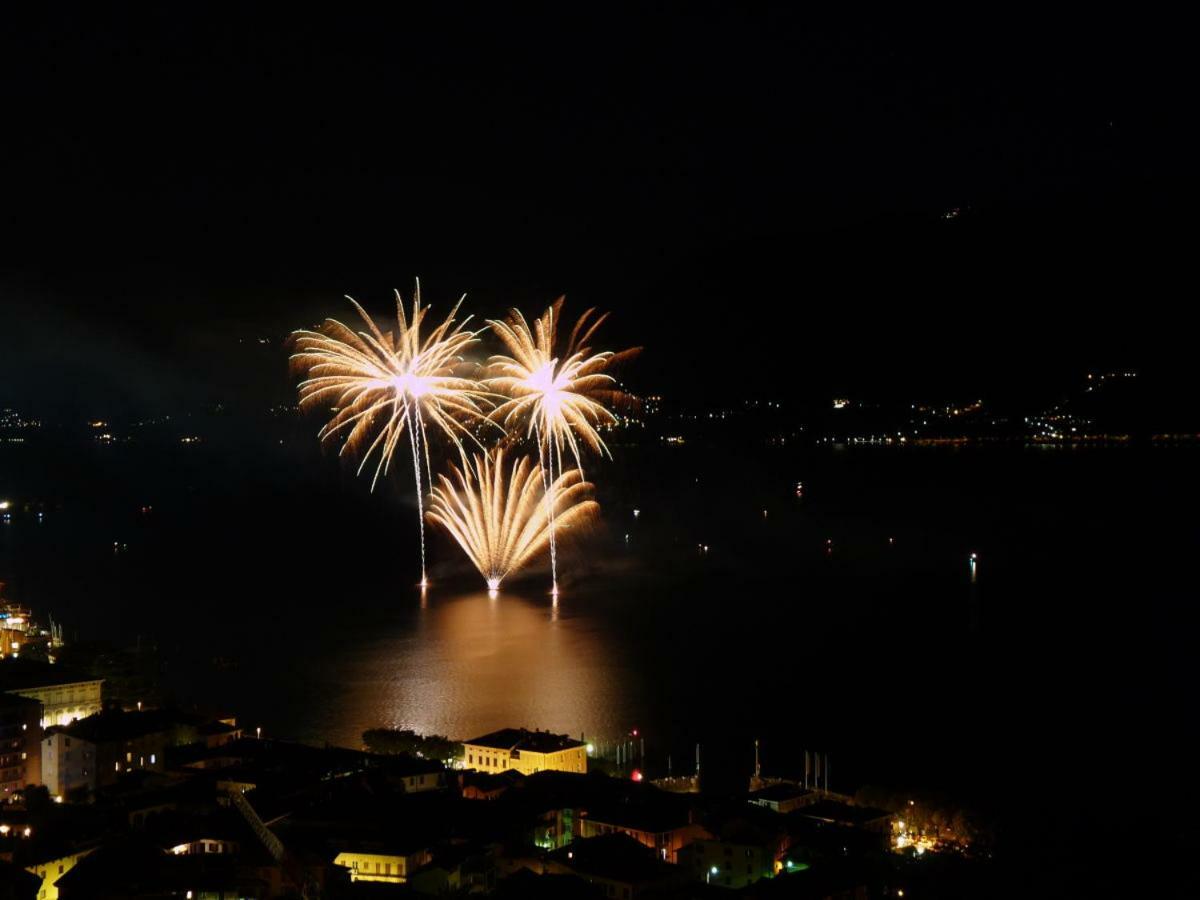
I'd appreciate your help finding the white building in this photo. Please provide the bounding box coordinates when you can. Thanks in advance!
[41,730,96,797]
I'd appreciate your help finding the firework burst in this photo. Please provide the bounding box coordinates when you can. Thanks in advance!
[426,448,598,592]
[290,282,494,585]
[487,298,638,592]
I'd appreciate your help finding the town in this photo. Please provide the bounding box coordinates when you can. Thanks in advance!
[0,595,983,898]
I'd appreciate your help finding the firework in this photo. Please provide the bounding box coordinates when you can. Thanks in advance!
[426,449,598,592]
[487,298,637,592]
[290,282,494,584]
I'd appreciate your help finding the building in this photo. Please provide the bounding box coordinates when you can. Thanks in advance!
[408,845,497,895]
[0,859,40,900]
[462,728,587,776]
[460,770,521,801]
[579,798,709,863]
[23,846,97,900]
[748,783,818,815]
[0,693,42,795]
[42,709,199,797]
[0,660,102,728]
[379,753,447,793]
[334,844,432,884]
[793,799,894,848]
[40,731,96,798]
[546,834,686,899]
[678,836,774,889]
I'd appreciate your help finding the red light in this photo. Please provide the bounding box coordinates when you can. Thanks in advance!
[632,729,639,737]
[631,769,643,782]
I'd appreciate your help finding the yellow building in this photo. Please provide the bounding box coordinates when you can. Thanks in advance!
[0,660,102,728]
[462,728,587,776]
[334,847,432,883]
[26,847,95,900]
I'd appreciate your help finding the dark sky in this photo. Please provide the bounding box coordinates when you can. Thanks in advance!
[2,6,1196,415]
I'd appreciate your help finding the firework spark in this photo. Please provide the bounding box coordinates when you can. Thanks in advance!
[290,282,494,584]
[426,449,598,592]
[487,298,637,591]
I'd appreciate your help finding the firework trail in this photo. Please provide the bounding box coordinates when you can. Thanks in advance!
[426,448,598,591]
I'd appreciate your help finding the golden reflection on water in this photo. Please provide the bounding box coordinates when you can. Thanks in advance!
[331,589,617,747]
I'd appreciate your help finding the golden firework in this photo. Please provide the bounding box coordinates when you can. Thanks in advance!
[487,298,637,468]
[290,282,494,584]
[486,298,636,591]
[426,448,598,591]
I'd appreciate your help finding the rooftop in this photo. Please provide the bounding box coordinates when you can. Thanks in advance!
[51,709,190,744]
[0,691,41,714]
[496,868,605,899]
[551,833,677,885]
[463,728,585,755]
[792,799,892,828]
[750,784,814,803]
[0,658,101,692]
[583,795,694,834]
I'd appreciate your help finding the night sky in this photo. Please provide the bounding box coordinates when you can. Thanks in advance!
[2,7,1196,415]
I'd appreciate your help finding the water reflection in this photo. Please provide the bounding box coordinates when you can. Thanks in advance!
[330,589,617,747]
